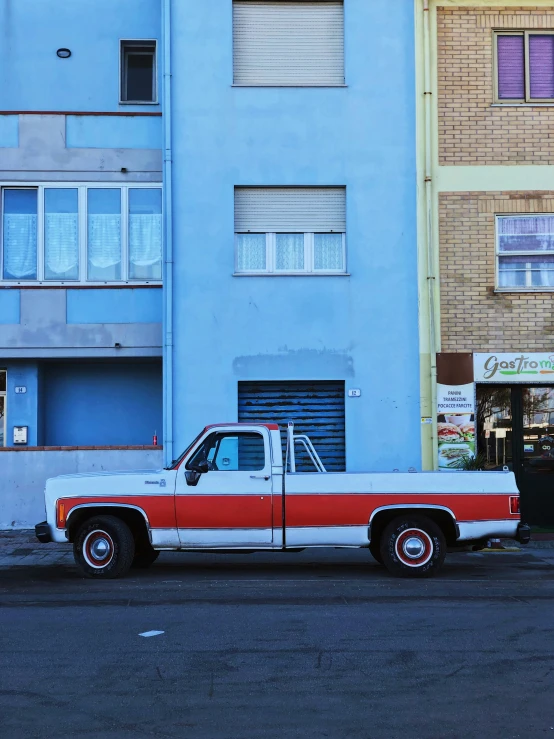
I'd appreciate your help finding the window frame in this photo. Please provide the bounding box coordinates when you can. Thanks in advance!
[0,182,163,286]
[234,232,347,276]
[494,30,554,104]
[186,429,270,473]
[495,213,554,292]
[0,369,6,448]
[119,39,158,105]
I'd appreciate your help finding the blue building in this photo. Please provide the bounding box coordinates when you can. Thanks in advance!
[164,0,420,473]
[0,0,164,527]
[1,0,420,527]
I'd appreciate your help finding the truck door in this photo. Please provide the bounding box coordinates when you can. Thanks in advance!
[175,427,274,547]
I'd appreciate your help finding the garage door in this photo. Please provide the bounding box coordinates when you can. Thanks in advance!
[238,381,345,471]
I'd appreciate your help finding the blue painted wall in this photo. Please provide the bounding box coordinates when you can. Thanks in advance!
[168,0,420,471]
[4,362,40,446]
[66,288,163,324]
[0,116,18,147]
[43,361,162,446]
[0,290,20,324]
[0,0,161,112]
[66,116,162,150]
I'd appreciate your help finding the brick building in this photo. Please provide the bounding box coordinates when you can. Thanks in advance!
[420,1,554,524]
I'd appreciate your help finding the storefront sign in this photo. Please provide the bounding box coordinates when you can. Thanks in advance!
[436,383,475,471]
[474,353,554,382]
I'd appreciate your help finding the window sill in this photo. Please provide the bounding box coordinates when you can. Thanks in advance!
[232,84,348,88]
[119,100,160,106]
[233,272,350,277]
[494,287,554,294]
[0,445,162,452]
[491,103,554,107]
[0,282,162,289]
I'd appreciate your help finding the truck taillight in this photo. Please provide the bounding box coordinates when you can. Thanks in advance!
[510,496,520,515]
[56,500,66,528]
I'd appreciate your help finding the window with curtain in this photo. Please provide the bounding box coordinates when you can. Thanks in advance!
[497,215,554,289]
[87,189,122,281]
[2,189,37,280]
[45,188,79,280]
[128,188,162,280]
[1,185,162,284]
[234,187,346,275]
[496,31,554,102]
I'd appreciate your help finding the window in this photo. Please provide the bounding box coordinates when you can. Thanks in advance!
[1,184,162,284]
[187,432,266,472]
[234,187,346,274]
[497,215,554,290]
[0,370,5,448]
[233,1,344,86]
[120,41,157,103]
[495,31,554,103]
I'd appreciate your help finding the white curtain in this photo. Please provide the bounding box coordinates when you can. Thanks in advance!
[45,213,79,277]
[499,216,554,250]
[237,233,266,271]
[87,215,121,268]
[3,214,37,278]
[314,233,343,270]
[129,214,162,268]
[276,233,304,270]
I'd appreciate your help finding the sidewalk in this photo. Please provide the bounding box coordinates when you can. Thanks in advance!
[1,529,553,569]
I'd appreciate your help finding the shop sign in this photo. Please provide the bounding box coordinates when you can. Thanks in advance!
[437,383,475,471]
[474,353,554,382]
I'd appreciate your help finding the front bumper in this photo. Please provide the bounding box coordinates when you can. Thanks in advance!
[516,523,531,545]
[35,521,52,544]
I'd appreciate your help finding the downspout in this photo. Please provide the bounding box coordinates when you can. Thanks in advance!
[162,0,174,466]
[423,0,439,469]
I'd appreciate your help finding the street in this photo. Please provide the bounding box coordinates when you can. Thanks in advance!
[1,546,554,738]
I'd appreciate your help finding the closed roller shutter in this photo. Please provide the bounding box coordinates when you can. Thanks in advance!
[235,187,346,233]
[233,1,344,86]
[238,380,346,471]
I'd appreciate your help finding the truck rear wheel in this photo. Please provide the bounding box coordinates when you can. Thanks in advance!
[369,539,384,565]
[380,515,446,578]
[74,515,135,579]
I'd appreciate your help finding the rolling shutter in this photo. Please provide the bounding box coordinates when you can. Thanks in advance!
[238,380,346,471]
[233,1,344,86]
[235,187,346,233]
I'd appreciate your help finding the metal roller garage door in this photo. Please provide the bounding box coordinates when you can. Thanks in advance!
[238,381,345,471]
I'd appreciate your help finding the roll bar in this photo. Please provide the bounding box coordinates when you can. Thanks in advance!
[286,422,327,473]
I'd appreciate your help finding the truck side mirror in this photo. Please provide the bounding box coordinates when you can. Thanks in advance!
[184,459,209,486]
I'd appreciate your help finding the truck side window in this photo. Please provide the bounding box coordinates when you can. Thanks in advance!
[187,432,265,472]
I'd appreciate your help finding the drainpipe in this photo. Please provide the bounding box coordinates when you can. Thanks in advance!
[162,0,174,466]
[423,0,439,468]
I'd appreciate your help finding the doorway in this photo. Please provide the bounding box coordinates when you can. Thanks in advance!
[477,384,554,526]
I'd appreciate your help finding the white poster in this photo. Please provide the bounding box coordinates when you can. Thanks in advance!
[437,383,475,470]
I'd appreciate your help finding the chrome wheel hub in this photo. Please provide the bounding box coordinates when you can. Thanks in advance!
[402,536,425,559]
[90,537,110,561]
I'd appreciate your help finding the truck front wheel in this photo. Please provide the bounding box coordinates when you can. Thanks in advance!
[380,515,446,578]
[74,515,135,578]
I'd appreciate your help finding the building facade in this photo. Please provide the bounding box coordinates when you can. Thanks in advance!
[2,0,424,528]
[0,0,164,527]
[419,0,554,525]
[165,0,421,475]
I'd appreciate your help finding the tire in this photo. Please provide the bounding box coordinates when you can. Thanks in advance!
[369,539,384,565]
[380,515,446,578]
[132,546,160,569]
[73,515,135,579]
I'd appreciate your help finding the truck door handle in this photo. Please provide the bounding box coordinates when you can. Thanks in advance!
[250,475,270,481]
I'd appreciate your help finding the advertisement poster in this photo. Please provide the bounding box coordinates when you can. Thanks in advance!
[437,382,475,470]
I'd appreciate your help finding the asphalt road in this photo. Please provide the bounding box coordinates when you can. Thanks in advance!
[1,548,554,739]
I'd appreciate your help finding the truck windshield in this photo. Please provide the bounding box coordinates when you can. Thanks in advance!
[165,430,206,470]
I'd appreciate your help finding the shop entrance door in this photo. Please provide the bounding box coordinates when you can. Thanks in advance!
[477,385,554,526]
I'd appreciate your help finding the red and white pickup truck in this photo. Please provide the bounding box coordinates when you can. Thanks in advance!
[35,422,530,578]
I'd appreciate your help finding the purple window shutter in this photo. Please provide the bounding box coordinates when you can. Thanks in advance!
[497,35,525,99]
[529,35,554,99]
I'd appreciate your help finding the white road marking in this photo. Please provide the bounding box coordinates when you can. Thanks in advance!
[139,630,165,637]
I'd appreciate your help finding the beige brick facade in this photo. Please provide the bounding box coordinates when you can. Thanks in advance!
[438,7,554,165]
[439,191,554,352]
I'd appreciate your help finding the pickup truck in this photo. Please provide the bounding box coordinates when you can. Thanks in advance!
[35,422,530,579]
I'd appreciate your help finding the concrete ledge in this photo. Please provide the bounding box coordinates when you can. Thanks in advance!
[0,446,162,452]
